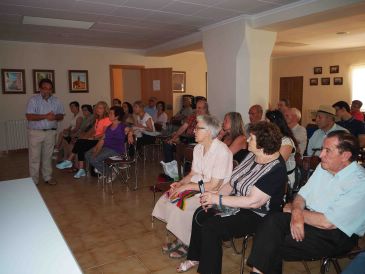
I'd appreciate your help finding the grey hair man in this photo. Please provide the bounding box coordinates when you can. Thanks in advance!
[284,107,307,155]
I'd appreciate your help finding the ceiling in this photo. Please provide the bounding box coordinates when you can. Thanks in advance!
[0,0,298,49]
[1,0,365,57]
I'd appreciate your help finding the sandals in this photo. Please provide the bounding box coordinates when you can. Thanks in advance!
[162,241,182,254]
[169,245,188,259]
[176,260,199,273]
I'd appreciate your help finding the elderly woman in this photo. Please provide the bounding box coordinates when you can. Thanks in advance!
[266,110,298,188]
[152,115,233,259]
[177,121,287,273]
[56,101,111,178]
[217,112,248,163]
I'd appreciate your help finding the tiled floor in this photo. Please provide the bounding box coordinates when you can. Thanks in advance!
[0,150,358,274]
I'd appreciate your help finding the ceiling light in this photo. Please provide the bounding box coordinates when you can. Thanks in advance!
[336,31,349,35]
[23,16,94,29]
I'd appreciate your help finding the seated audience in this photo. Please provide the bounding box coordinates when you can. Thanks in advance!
[152,115,232,259]
[248,131,365,274]
[155,101,168,131]
[277,98,290,114]
[245,104,263,137]
[55,101,83,154]
[307,105,347,156]
[163,100,208,162]
[133,100,155,149]
[85,106,133,177]
[172,96,194,125]
[217,112,248,163]
[351,99,364,122]
[121,101,135,125]
[56,101,111,178]
[79,104,94,133]
[266,110,298,188]
[112,98,121,107]
[284,107,307,156]
[177,121,287,273]
[333,100,365,147]
[144,96,157,121]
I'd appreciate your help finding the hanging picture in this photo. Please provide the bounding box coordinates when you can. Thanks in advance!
[68,70,88,93]
[1,69,26,94]
[330,65,339,74]
[172,71,186,93]
[309,78,318,86]
[334,77,343,85]
[33,70,55,93]
[313,67,322,74]
[321,77,330,85]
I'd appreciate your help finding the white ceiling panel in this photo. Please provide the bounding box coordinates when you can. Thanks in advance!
[71,1,118,15]
[111,6,154,19]
[123,0,172,10]
[193,7,242,20]
[178,0,224,6]
[217,0,277,13]
[161,1,207,15]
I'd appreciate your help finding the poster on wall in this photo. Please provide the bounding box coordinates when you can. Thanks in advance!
[69,70,88,93]
[172,71,186,93]
[1,69,26,94]
[33,70,55,93]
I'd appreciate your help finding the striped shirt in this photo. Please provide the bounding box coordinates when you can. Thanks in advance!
[26,94,64,130]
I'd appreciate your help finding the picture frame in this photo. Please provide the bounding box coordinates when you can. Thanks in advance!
[330,65,339,74]
[313,67,322,74]
[68,70,88,93]
[309,78,318,86]
[172,71,186,93]
[334,77,343,85]
[321,77,330,85]
[33,69,55,93]
[1,69,26,94]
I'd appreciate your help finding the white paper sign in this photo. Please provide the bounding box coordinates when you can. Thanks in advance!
[153,80,160,91]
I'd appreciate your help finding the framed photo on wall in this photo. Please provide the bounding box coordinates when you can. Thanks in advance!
[172,71,186,93]
[33,70,55,93]
[330,65,339,74]
[321,77,330,85]
[68,70,89,93]
[1,69,26,94]
[334,77,343,85]
[313,67,322,74]
[309,78,318,86]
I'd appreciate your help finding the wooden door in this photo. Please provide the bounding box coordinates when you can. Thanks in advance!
[280,76,303,115]
[141,68,173,117]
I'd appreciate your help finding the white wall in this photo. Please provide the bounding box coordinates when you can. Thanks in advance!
[0,40,207,128]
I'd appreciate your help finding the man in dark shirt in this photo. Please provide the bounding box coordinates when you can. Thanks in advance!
[332,101,365,147]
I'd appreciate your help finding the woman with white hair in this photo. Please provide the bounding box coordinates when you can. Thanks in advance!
[152,115,233,259]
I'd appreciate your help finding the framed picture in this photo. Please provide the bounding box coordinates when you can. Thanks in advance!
[68,70,88,93]
[172,71,186,93]
[313,67,322,74]
[330,65,339,74]
[321,77,330,85]
[33,70,55,93]
[334,77,343,85]
[309,78,318,86]
[1,69,26,94]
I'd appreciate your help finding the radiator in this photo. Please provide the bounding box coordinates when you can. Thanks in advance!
[0,120,28,152]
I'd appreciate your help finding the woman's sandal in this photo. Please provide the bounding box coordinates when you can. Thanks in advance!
[176,260,199,273]
[169,245,188,259]
[162,241,182,254]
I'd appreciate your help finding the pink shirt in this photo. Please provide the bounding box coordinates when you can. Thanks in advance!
[94,117,111,137]
[191,138,233,184]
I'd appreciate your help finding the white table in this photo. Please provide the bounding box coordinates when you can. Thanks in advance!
[0,178,82,274]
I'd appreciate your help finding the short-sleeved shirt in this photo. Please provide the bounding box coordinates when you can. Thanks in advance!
[337,117,365,137]
[94,117,111,137]
[299,162,365,237]
[291,124,307,156]
[191,138,233,184]
[282,137,296,185]
[156,112,168,129]
[307,123,347,156]
[26,94,65,130]
[104,123,126,154]
[184,114,197,137]
[144,106,157,121]
[351,110,364,122]
[230,152,287,216]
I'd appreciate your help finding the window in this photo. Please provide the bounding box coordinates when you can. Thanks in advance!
[352,66,365,111]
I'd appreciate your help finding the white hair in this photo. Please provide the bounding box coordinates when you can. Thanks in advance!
[196,115,221,138]
[291,107,302,121]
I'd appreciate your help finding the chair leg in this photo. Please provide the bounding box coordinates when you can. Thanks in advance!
[239,235,251,274]
[320,258,330,274]
[302,261,312,274]
[331,258,342,274]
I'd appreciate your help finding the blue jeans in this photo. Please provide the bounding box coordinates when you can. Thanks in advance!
[342,251,365,274]
[85,147,118,174]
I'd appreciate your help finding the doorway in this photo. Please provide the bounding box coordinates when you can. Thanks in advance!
[279,76,303,116]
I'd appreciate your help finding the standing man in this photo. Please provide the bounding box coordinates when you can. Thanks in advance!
[26,79,64,185]
[284,107,307,155]
[248,131,365,274]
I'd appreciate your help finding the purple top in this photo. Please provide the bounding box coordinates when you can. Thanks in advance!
[103,123,126,154]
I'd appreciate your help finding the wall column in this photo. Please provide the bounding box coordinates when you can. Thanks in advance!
[203,19,276,121]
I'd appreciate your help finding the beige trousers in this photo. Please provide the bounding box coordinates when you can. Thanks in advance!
[28,129,57,184]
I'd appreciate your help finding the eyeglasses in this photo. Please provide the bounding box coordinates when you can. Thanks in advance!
[194,127,207,132]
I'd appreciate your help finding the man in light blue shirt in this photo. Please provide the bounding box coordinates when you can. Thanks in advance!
[144,96,157,121]
[26,79,64,185]
[307,105,347,156]
[248,131,365,274]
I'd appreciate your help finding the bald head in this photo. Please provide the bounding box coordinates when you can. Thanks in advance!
[249,105,263,124]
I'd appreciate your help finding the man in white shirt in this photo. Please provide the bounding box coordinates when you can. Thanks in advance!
[244,104,263,137]
[284,108,307,156]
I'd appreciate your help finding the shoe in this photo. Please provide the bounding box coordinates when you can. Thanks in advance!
[45,179,57,185]
[107,170,117,183]
[176,260,198,273]
[169,245,188,259]
[94,168,102,174]
[56,160,73,169]
[74,169,86,179]
[162,241,182,254]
